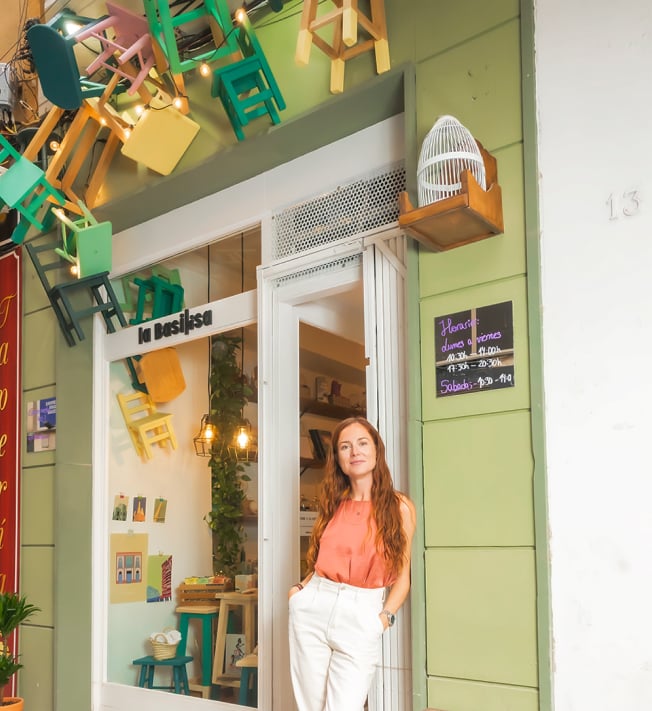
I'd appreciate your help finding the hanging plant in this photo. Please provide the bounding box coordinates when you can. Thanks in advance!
[204,333,252,578]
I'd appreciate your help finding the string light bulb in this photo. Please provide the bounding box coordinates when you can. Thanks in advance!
[134,104,144,116]
[236,425,250,450]
[199,63,211,77]
[235,8,246,23]
[49,139,60,152]
[173,96,184,109]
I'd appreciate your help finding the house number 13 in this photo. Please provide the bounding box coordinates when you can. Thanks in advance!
[607,191,641,220]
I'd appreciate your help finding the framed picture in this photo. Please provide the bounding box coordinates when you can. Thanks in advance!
[224,634,246,677]
[308,429,332,460]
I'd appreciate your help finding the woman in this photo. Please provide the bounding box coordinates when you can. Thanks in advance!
[288,416,416,711]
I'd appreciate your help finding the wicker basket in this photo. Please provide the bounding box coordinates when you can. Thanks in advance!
[150,629,179,660]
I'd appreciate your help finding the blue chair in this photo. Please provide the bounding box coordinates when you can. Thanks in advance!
[211,12,285,141]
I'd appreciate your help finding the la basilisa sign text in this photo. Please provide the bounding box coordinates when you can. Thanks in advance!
[137,308,213,344]
[0,250,21,595]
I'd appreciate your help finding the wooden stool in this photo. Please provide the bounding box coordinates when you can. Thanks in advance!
[235,653,258,707]
[176,604,219,699]
[133,654,192,694]
[212,592,258,693]
[295,0,390,93]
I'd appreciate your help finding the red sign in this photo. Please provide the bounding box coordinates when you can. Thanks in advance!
[0,249,21,597]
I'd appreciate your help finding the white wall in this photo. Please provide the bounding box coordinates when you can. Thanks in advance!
[535,1,652,708]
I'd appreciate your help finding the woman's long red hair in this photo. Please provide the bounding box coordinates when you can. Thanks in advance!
[306,417,407,578]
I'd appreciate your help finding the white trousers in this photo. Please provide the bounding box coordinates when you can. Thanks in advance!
[288,573,386,711]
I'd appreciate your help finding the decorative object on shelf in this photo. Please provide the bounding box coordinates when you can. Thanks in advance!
[295,0,390,94]
[204,333,253,577]
[74,1,157,96]
[417,115,486,207]
[117,391,178,460]
[0,592,41,710]
[53,200,112,278]
[24,231,127,346]
[0,134,65,245]
[211,9,286,141]
[399,135,504,252]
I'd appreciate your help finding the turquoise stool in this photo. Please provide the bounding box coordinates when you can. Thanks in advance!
[236,653,258,707]
[176,604,219,699]
[133,654,192,694]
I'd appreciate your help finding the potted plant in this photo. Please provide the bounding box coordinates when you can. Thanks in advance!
[0,592,40,709]
[204,333,252,579]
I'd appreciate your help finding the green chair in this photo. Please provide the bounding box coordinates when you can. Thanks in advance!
[211,12,285,141]
[53,201,112,278]
[129,275,185,325]
[0,135,65,244]
[24,232,127,347]
[143,0,240,76]
[26,22,125,110]
[133,654,192,694]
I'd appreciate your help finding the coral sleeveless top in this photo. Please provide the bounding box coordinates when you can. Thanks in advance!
[314,500,396,588]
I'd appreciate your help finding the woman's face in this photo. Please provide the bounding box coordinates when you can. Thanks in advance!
[336,422,377,481]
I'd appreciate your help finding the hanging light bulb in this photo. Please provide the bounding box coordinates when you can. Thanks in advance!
[173,96,184,109]
[194,415,216,457]
[236,425,250,450]
[235,8,246,23]
[199,63,211,78]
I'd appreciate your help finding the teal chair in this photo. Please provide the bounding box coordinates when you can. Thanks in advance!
[0,135,65,244]
[143,0,240,76]
[26,22,125,110]
[211,12,285,141]
[129,275,185,325]
[53,201,113,278]
[24,231,126,347]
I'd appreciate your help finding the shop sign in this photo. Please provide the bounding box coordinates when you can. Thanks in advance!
[0,250,21,594]
[434,300,515,397]
[137,307,214,344]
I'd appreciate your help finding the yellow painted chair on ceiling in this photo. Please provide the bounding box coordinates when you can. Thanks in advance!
[117,391,178,460]
[295,0,390,94]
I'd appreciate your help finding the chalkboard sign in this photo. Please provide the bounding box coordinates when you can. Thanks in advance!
[434,301,514,397]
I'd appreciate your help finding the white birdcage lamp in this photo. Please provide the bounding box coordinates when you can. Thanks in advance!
[417,115,486,207]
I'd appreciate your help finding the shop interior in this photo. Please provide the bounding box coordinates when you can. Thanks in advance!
[105,226,367,705]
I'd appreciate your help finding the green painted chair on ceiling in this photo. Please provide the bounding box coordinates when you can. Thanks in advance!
[24,231,127,347]
[0,134,65,244]
[211,11,285,141]
[129,275,185,326]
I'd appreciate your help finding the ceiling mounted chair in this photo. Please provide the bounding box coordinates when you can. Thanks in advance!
[74,1,157,96]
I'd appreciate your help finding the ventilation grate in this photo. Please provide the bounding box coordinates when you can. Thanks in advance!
[272,162,405,260]
[273,253,362,288]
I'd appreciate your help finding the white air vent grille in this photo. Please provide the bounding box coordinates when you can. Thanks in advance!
[272,163,405,260]
[273,253,362,288]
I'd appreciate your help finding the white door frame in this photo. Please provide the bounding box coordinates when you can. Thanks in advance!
[258,226,410,711]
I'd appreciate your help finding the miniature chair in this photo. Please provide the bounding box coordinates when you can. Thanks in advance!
[132,654,192,694]
[26,22,126,110]
[24,232,127,347]
[135,347,186,402]
[117,391,178,460]
[74,1,157,96]
[176,604,219,698]
[0,134,65,244]
[295,0,390,93]
[129,275,185,325]
[143,0,240,77]
[211,12,286,141]
[53,201,112,278]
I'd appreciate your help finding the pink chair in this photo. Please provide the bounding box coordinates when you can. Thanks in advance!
[75,1,156,95]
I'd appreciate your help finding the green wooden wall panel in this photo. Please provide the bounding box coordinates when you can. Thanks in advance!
[21,465,54,546]
[21,385,56,468]
[22,311,55,390]
[426,548,537,687]
[418,143,526,296]
[22,246,50,313]
[416,19,522,152]
[416,0,519,62]
[420,276,530,420]
[428,675,538,711]
[423,410,534,547]
[20,546,54,627]
[19,626,53,711]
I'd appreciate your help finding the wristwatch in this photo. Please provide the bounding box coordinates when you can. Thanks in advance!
[381,609,396,627]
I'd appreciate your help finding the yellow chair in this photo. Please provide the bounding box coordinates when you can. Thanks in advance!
[117,391,178,460]
[135,348,187,403]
